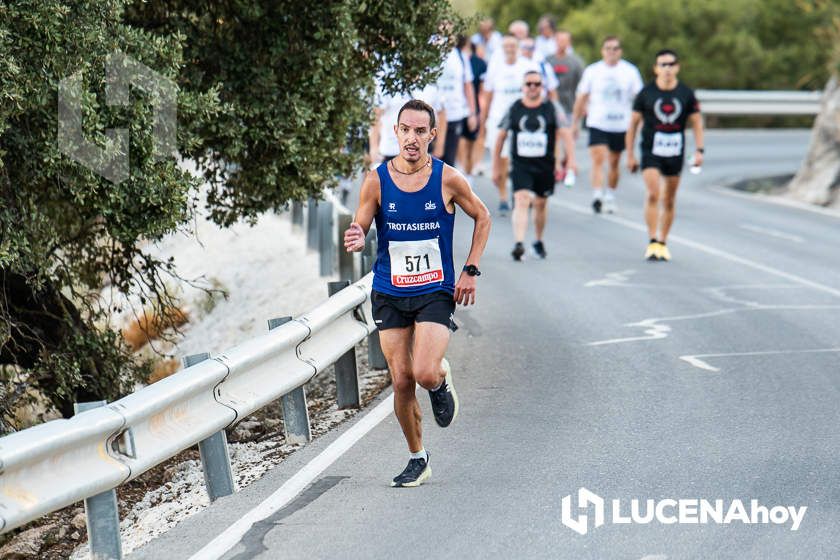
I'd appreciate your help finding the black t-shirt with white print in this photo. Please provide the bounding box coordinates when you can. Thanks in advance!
[632,81,699,158]
[499,99,559,175]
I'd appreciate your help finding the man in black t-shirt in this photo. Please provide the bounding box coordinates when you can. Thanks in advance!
[626,49,705,262]
[494,71,576,261]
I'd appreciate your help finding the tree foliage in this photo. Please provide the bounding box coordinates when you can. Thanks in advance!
[478,0,832,90]
[561,0,832,89]
[0,0,462,429]
[125,0,463,226]
[0,0,217,424]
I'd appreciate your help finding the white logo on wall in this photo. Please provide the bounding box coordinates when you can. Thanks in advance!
[560,487,807,535]
[425,201,436,211]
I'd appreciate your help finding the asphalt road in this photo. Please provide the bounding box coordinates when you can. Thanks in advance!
[132,129,840,560]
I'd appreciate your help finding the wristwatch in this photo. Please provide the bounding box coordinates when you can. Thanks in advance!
[463,264,481,277]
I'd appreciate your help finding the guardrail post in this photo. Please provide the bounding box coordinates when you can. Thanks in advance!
[327,281,361,408]
[337,212,355,281]
[306,197,318,251]
[74,400,122,560]
[268,317,312,443]
[184,353,235,502]
[318,200,335,277]
[363,231,388,370]
[291,201,304,227]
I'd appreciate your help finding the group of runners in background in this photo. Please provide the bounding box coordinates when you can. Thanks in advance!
[370,15,704,262]
[354,16,705,487]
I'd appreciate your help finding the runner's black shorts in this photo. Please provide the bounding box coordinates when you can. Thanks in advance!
[641,152,684,177]
[371,289,457,331]
[460,115,479,141]
[511,166,555,198]
[588,127,626,152]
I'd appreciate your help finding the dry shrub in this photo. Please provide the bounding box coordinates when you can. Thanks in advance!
[122,307,189,352]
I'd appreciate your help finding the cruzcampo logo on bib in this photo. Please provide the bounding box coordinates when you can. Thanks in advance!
[388,238,444,287]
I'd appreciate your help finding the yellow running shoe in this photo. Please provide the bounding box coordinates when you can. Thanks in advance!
[657,243,672,261]
[645,240,660,261]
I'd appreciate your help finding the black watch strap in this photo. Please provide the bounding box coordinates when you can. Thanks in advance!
[463,264,481,276]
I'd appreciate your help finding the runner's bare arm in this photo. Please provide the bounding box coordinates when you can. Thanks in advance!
[688,112,705,167]
[464,81,478,131]
[625,111,642,172]
[557,126,577,172]
[344,171,380,252]
[571,92,589,135]
[444,167,491,305]
[433,109,447,158]
[480,90,493,124]
[492,128,508,185]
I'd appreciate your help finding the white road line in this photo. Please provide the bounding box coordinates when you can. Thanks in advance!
[551,199,840,299]
[709,185,840,220]
[585,269,637,287]
[739,223,804,243]
[587,304,840,347]
[189,393,395,560]
[680,348,840,372]
[704,284,799,307]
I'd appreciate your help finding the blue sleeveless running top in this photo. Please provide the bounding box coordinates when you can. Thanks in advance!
[372,157,456,296]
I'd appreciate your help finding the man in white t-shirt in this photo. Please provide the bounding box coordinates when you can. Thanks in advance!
[369,84,446,164]
[520,36,560,105]
[535,15,557,59]
[481,34,539,214]
[571,36,643,214]
[437,35,478,168]
[471,17,502,61]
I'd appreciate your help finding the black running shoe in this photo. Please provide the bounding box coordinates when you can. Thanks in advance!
[512,242,525,261]
[533,240,547,259]
[592,198,602,214]
[391,452,431,487]
[428,358,459,427]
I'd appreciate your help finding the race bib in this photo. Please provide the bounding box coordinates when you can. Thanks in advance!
[516,131,548,158]
[652,131,683,157]
[388,238,444,287]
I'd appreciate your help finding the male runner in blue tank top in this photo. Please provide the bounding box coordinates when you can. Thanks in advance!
[344,99,491,487]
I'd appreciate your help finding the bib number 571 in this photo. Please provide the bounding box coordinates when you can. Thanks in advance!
[405,254,431,272]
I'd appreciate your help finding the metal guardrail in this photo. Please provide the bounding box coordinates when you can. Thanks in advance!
[0,273,376,535]
[696,90,822,115]
[0,195,385,559]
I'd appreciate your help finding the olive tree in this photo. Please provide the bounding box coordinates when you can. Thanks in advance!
[0,0,463,429]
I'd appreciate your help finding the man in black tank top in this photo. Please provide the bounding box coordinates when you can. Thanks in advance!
[493,70,576,261]
[344,100,491,487]
[626,49,705,262]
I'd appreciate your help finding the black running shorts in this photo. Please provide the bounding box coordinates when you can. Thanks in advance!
[460,116,479,141]
[371,289,457,331]
[588,127,626,152]
[511,166,555,198]
[641,152,684,177]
